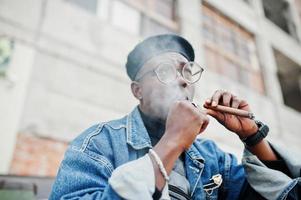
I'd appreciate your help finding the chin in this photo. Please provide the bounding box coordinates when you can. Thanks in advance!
[159,107,170,121]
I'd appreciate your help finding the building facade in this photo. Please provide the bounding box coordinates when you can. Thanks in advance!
[0,0,301,176]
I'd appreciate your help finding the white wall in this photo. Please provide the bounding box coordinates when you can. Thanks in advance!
[0,43,35,173]
[0,0,301,172]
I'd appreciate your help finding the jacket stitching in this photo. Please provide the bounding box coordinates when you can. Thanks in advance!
[278,179,299,200]
[73,147,114,175]
[80,123,104,152]
[223,153,231,189]
[85,151,114,174]
[126,113,132,145]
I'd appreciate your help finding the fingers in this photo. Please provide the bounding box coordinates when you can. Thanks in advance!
[238,99,251,111]
[187,101,210,133]
[176,100,206,119]
[199,116,209,133]
[204,90,253,117]
[198,109,210,133]
[231,96,240,109]
[205,98,212,105]
[204,108,218,118]
[206,90,242,109]
[212,90,223,107]
[222,92,232,107]
[177,100,211,125]
[204,107,224,122]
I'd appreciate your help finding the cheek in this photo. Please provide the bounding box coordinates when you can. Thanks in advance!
[189,85,195,99]
[141,85,172,114]
[141,82,163,103]
[143,86,167,102]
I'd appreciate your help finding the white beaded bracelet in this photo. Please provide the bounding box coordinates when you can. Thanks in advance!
[149,149,170,182]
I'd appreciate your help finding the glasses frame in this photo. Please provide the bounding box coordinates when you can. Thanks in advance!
[135,61,204,85]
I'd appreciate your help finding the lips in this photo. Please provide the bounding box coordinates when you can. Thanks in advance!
[175,96,189,101]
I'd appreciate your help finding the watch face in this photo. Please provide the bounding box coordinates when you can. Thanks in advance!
[0,37,14,75]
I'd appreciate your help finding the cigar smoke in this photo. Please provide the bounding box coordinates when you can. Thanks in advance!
[136,52,194,121]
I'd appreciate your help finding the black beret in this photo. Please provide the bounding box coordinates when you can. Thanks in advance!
[125,34,195,80]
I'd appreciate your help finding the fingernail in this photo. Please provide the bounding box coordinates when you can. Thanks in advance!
[212,101,217,106]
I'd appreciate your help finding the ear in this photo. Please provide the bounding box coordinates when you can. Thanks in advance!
[131,81,143,100]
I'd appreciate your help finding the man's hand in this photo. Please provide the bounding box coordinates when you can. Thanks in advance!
[151,100,209,190]
[204,90,258,138]
[164,100,210,151]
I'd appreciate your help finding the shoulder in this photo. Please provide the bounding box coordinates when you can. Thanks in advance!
[70,115,128,152]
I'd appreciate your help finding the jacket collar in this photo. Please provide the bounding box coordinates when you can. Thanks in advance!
[186,143,205,165]
[126,106,152,150]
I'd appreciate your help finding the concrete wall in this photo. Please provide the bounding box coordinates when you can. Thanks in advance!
[0,0,301,174]
[198,0,301,156]
[0,43,35,173]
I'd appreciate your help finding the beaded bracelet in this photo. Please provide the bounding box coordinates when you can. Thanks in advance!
[149,149,170,182]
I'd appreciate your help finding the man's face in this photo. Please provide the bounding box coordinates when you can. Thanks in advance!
[135,52,196,120]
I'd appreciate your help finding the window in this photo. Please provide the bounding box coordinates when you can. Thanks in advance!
[66,0,178,36]
[0,37,14,77]
[97,0,178,36]
[216,20,236,54]
[66,0,98,13]
[202,3,265,94]
[262,0,298,40]
[242,0,251,4]
[148,0,176,20]
[296,0,301,24]
[141,16,173,37]
[97,0,110,20]
[274,49,301,112]
[111,1,141,35]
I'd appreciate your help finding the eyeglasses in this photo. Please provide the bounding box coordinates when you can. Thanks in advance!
[135,61,204,85]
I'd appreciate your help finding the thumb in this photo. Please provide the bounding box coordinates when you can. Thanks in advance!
[199,118,209,133]
[203,104,224,121]
[205,108,220,118]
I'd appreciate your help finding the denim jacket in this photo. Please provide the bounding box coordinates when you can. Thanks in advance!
[50,106,300,200]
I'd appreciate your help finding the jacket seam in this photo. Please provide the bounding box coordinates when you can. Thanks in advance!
[72,146,114,175]
[104,124,127,130]
[85,150,115,174]
[126,113,132,145]
[277,179,299,200]
[223,153,231,189]
[80,123,104,152]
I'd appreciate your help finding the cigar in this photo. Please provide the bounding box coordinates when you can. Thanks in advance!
[202,103,255,119]
[204,104,255,119]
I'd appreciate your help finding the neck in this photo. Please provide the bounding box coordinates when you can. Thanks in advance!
[138,105,166,122]
[138,106,166,146]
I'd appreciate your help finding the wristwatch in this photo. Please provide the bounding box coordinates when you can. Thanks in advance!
[241,120,269,147]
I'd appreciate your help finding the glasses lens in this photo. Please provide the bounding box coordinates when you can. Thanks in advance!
[182,62,204,84]
[155,62,177,84]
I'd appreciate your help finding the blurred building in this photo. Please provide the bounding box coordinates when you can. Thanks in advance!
[0,0,301,177]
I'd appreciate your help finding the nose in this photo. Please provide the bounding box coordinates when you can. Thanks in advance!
[176,71,188,88]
